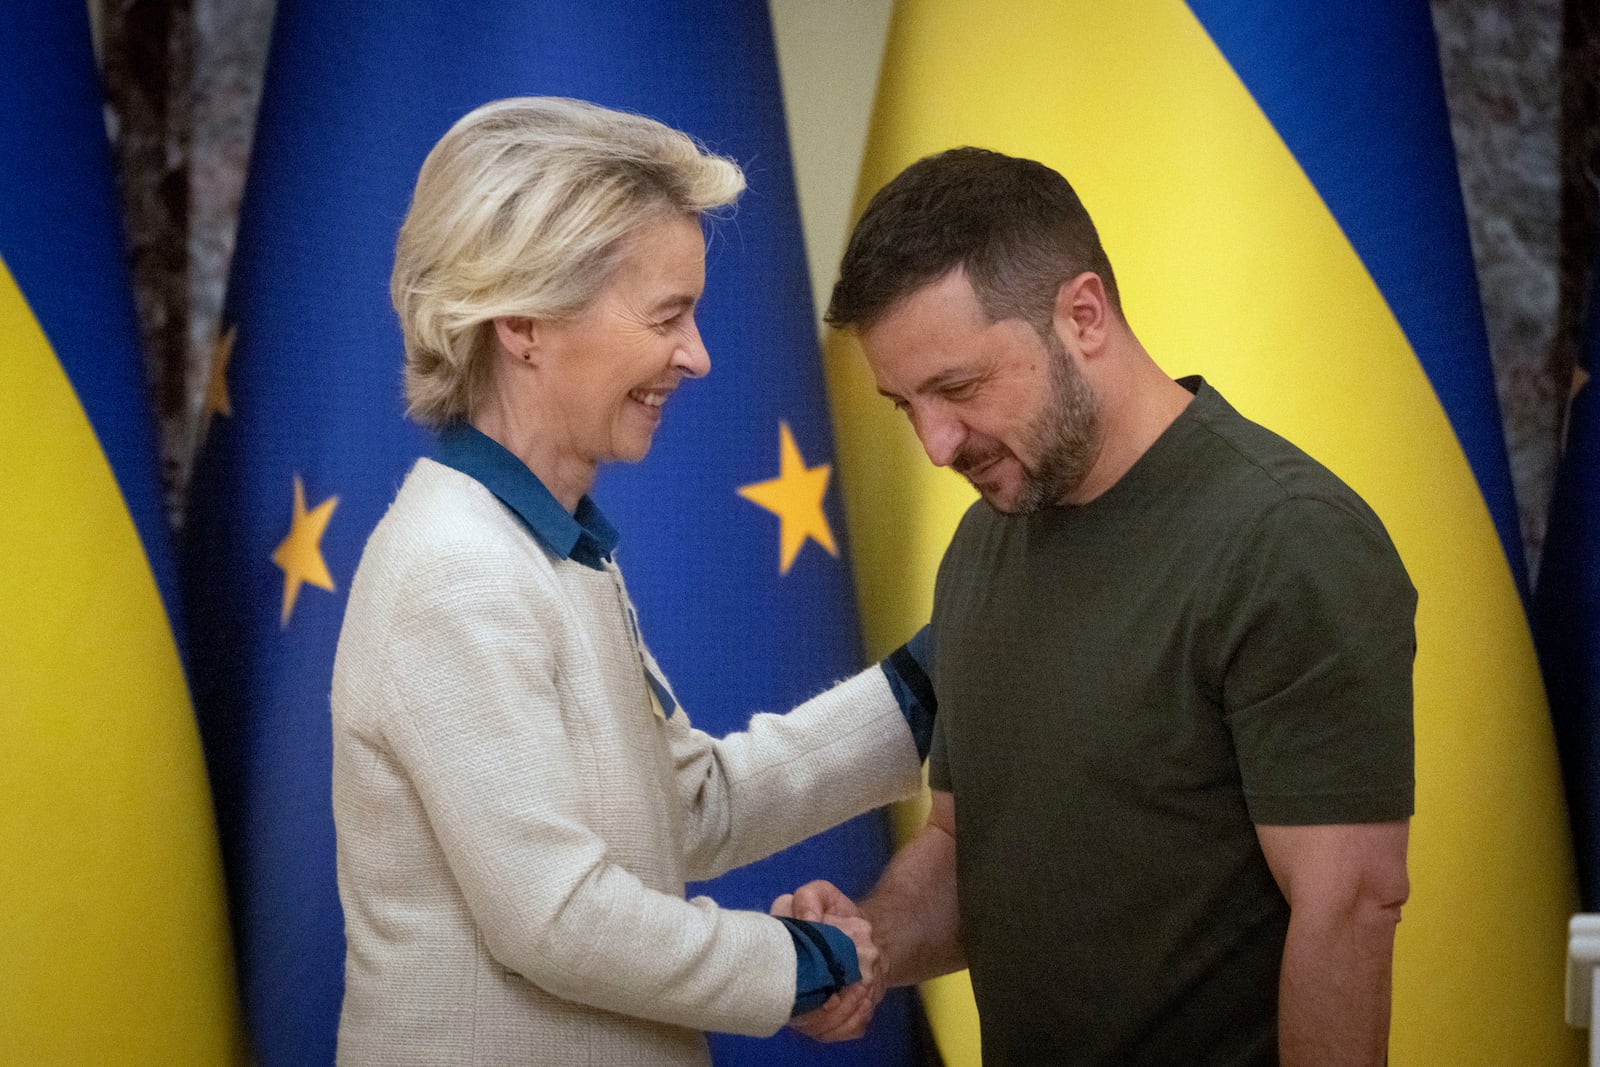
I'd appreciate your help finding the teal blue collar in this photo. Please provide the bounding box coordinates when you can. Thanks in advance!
[434,423,618,570]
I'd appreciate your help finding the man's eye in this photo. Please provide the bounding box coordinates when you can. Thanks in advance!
[943,381,977,400]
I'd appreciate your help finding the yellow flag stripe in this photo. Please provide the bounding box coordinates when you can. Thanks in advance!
[0,254,245,1062]
[827,2,1578,1063]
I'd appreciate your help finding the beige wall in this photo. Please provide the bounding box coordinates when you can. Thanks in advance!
[769,0,894,327]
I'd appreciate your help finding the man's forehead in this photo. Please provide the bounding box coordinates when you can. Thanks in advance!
[862,327,985,398]
[887,267,976,318]
[864,271,981,343]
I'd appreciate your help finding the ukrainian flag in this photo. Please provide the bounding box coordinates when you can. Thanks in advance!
[826,2,1578,1063]
[180,2,918,1064]
[0,3,243,1062]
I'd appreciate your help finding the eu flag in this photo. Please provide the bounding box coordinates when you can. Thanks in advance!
[180,3,917,1065]
[825,1,1576,1062]
[1535,250,1600,909]
[0,1,243,1061]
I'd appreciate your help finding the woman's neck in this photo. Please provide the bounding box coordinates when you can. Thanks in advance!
[472,397,593,512]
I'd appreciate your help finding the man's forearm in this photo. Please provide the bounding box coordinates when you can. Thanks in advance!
[1277,898,1401,1066]
[861,808,965,988]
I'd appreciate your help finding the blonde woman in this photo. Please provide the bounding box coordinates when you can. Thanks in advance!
[330,97,933,1065]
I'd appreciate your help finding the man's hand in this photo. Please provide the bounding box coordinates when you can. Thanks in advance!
[772,792,965,1041]
[772,879,861,924]
[772,882,886,1041]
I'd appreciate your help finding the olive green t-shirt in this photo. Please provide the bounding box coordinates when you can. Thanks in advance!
[928,379,1415,1066]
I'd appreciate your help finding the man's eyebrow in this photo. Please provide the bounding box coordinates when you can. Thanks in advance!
[883,368,978,398]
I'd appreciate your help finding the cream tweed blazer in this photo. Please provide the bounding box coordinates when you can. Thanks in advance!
[332,459,923,1065]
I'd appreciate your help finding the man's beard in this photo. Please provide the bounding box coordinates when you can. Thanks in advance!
[954,330,1101,515]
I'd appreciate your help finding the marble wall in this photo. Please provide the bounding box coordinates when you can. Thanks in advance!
[102,1,1598,584]
[1433,0,1581,575]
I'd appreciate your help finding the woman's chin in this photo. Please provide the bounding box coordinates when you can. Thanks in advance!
[611,429,659,465]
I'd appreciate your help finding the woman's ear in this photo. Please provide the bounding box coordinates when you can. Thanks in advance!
[492,316,540,366]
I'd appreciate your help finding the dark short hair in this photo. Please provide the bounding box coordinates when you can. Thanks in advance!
[826,147,1121,335]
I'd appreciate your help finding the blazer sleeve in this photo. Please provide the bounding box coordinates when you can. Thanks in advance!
[372,551,798,1037]
[660,656,924,882]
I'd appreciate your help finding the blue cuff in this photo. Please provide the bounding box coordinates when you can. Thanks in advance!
[780,917,860,1016]
[881,625,936,760]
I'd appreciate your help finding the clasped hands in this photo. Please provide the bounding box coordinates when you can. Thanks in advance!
[770,880,885,1042]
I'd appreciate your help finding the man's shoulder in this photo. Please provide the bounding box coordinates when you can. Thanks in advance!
[1185,388,1411,605]
[1188,385,1386,531]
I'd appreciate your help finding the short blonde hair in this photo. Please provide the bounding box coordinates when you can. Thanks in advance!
[392,97,746,427]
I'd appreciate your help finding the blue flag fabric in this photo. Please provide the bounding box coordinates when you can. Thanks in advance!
[1535,250,1600,909]
[179,3,917,1065]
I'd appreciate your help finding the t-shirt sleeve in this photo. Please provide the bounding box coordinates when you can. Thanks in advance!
[928,705,952,792]
[1218,495,1417,825]
[925,614,952,790]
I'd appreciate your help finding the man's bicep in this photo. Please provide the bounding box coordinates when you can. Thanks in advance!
[1255,820,1410,911]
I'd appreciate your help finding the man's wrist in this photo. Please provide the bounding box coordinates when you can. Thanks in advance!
[857,898,892,990]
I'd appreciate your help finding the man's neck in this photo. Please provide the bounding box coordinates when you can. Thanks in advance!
[1060,353,1193,506]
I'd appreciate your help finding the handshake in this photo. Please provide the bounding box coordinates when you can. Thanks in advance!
[770,880,885,1042]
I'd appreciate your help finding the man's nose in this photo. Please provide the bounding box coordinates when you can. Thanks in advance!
[915,408,966,468]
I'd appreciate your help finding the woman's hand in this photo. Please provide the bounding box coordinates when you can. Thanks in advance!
[772,882,886,1042]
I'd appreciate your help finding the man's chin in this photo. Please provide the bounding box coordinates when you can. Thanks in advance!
[969,477,1022,514]
[984,495,1033,516]
[974,471,1065,516]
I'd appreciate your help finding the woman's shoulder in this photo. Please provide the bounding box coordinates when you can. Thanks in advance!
[382,458,531,550]
[354,459,563,601]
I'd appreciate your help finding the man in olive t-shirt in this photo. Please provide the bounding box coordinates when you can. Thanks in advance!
[774,148,1414,1066]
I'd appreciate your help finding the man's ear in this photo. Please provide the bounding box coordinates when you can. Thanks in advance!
[1053,271,1111,354]
[492,315,541,366]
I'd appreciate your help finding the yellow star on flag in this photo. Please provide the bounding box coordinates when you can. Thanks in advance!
[272,474,339,627]
[737,421,838,575]
[206,325,236,418]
